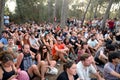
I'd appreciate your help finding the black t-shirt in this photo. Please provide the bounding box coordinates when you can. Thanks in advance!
[57,71,79,80]
[116,35,120,41]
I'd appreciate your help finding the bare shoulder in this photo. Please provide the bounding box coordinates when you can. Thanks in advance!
[0,66,3,79]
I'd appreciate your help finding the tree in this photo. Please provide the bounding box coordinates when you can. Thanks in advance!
[60,0,69,28]
[101,0,113,29]
[0,0,5,34]
[81,0,92,27]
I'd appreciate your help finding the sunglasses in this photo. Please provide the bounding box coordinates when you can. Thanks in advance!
[43,48,47,49]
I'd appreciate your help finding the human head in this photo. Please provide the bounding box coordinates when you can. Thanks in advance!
[23,44,30,54]
[30,33,35,39]
[39,45,48,54]
[2,30,8,38]
[80,53,91,66]
[90,34,96,41]
[81,42,88,49]
[8,36,14,45]
[106,44,115,52]
[108,51,120,64]
[56,36,62,44]
[63,61,77,75]
[0,51,14,65]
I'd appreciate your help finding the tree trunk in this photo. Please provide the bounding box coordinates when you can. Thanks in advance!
[89,3,94,19]
[48,0,52,22]
[53,0,57,27]
[94,4,98,18]
[81,0,91,27]
[16,0,24,22]
[101,0,113,29]
[60,0,68,28]
[0,0,5,34]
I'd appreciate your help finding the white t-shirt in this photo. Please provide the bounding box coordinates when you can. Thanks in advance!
[87,39,98,48]
[77,61,97,80]
[4,16,10,24]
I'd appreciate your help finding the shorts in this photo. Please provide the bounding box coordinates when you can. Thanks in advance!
[52,55,59,61]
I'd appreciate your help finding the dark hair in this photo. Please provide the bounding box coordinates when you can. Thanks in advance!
[0,51,14,63]
[38,45,49,60]
[81,42,87,49]
[7,36,14,40]
[106,44,115,51]
[63,61,74,71]
[80,53,90,61]
[108,51,120,62]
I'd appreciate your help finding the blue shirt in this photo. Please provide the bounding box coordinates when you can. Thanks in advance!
[0,37,8,45]
[104,62,120,80]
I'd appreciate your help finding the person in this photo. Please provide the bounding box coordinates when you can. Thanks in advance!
[0,31,9,45]
[57,61,80,80]
[42,32,52,54]
[52,36,69,62]
[103,51,120,80]
[77,53,104,80]
[37,45,56,80]
[16,44,43,80]
[115,29,120,44]
[4,15,10,27]
[0,51,29,80]
[87,34,99,50]
[3,36,18,62]
[94,44,115,68]
[29,33,39,53]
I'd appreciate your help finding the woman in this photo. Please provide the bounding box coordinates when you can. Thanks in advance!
[77,42,91,62]
[0,51,29,80]
[22,33,30,46]
[37,45,56,80]
[57,61,80,80]
[42,32,52,54]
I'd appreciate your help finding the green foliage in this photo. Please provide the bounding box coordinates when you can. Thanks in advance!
[4,0,120,24]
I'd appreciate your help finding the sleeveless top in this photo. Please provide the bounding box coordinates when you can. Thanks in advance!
[0,64,15,80]
[41,52,47,60]
[20,53,33,71]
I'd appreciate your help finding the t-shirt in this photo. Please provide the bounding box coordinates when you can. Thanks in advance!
[52,43,65,55]
[77,61,97,80]
[87,39,98,48]
[0,37,8,45]
[103,62,120,80]
[57,71,79,80]
[94,47,105,65]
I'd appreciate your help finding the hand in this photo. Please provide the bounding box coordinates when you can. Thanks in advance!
[8,75,17,80]
[76,78,80,80]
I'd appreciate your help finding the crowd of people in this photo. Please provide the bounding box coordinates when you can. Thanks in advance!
[0,17,120,80]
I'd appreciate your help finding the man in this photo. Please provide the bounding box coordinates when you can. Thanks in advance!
[0,30,9,45]
[87,34,99,50]
[16,44,43,79]
[94,44,115,68]
[107,18,115,32]
[3,36,18,62]
[103,51,120,80]
[52,36,69,62]
[77,53,104,80]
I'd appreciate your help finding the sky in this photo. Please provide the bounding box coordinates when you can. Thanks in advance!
[6,0,120,13]
[6,0,16,12]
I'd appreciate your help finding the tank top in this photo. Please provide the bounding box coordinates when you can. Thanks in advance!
[0,64,15,80]
[20,53,33,71]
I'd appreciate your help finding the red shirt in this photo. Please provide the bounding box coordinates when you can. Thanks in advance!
[108,20,114,29]
[52,43,65,55]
